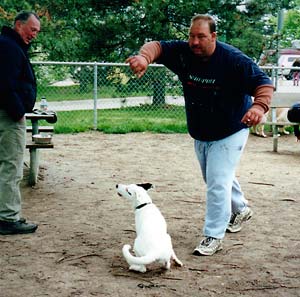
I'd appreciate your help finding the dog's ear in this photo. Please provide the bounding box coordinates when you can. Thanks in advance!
[136,183,153,191]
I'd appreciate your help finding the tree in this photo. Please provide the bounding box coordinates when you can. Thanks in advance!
[281,9,300,48]
[0,0,297,62]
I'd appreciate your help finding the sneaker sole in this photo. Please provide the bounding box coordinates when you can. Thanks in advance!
[226,209,253,233]
[192,244,223,256]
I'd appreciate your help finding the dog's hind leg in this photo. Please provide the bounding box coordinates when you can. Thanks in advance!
[164,260,171,270]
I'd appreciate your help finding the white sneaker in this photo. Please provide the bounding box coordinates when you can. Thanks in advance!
[227,207,253,233]
[193,237,223,256]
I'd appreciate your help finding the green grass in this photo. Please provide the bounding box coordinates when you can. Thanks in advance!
[35,105,187,134]
[36,83,182,102]
[33,103,296,136]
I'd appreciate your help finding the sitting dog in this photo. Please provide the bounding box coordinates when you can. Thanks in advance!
[116,183,183,273]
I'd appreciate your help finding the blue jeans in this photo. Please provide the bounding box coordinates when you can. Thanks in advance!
[194,128,249,239]
[0,110,26,222]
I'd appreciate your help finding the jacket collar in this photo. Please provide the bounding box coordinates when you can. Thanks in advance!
[1,26,30,52]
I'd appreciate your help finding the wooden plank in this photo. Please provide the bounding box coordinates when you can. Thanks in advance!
[26,141,54,149]
[25,112,56,121]
[26,126,54,133]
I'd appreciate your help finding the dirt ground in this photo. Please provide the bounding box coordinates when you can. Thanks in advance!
[0,131,299,297]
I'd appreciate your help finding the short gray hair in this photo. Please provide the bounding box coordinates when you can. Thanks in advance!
[14,11,39,25]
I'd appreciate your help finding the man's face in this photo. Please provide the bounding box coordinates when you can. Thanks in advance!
[188,20,216,58]
[15,15,40,44]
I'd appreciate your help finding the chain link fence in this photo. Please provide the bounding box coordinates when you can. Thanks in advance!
[31,62,293,134]
[31,62,186,133]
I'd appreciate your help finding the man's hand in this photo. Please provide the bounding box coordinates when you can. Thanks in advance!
[241,106,265,127]
[126,55,148,78]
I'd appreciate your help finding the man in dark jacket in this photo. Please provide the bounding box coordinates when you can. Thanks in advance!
[126,14,273,255]
[0,11,40,235]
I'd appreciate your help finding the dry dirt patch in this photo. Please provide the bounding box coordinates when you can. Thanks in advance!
[0,132,299,297]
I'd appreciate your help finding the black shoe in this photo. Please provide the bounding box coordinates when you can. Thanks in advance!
[0,219,38,235]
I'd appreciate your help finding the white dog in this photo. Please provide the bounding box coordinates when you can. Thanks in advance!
[116,183,183,273]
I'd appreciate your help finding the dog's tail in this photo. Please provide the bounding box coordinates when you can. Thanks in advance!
[122,244,156,265]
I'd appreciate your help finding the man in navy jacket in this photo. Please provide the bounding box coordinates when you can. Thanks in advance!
[126,14,273,255]
[0,11,40,235]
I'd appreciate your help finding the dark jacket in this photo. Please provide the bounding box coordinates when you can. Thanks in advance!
[287,103,300,138]
[158,41,272,141]
[0,26,37,121]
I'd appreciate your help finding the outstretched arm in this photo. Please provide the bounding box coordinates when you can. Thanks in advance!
[126,41,162,78]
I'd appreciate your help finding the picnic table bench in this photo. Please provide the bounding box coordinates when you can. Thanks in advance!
[26,125,54,133]
[25,112,56,186]
[264,92,299,152]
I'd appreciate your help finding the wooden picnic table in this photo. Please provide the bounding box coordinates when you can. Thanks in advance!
[25,112,56,186]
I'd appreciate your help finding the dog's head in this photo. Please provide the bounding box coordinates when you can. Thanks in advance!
[116,183,153,209]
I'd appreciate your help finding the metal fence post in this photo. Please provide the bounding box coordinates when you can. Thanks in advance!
[152,67,166,105]
[93,63,98,130]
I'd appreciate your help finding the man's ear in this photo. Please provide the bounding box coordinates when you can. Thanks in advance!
[136,183,153,191]
[14,20,22,32]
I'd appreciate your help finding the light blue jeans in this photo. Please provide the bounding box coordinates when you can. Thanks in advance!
[0,110,26,222]
[194,128,249,239]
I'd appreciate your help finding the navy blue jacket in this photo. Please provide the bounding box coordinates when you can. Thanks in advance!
[158,41,273,141]
[0,26,37,121]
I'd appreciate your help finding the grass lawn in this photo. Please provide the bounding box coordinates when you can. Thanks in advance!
[32,105,187,134]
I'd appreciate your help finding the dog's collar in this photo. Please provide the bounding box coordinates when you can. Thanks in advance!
[135,202,151,210]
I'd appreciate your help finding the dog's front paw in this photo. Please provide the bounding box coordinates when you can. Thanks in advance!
[129,264,146,273]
